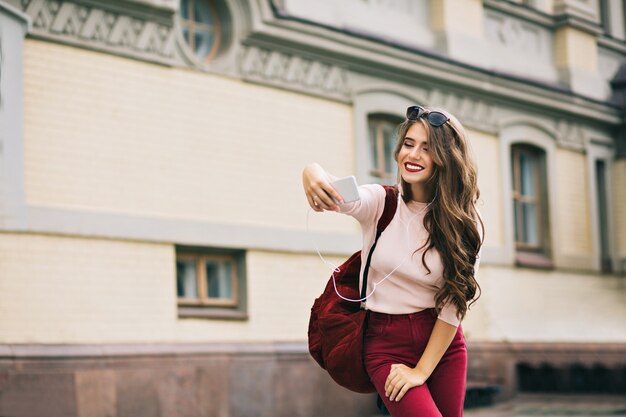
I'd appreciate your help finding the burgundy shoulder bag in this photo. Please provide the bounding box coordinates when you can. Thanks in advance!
[308,185,399,393]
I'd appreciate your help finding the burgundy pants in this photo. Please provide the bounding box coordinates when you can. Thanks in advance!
[364,309,467,417]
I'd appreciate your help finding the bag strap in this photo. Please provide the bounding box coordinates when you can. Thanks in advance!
[360,185,399,300]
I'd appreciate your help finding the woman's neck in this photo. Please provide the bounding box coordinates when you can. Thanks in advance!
[410,184,433,204]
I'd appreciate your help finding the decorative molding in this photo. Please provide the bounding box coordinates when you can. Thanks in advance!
[11,0,177,64]
[487,13,544,57]
[555,119,586,150]
[427,88,499,133]
[498,113,591,153]
[238,45,351,101]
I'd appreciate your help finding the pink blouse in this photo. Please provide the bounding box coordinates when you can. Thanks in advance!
[339,184,481,327]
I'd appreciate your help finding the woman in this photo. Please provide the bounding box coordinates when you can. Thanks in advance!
[302,106,484,417]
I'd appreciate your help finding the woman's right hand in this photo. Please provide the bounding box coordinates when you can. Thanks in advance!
[302,163,344,212]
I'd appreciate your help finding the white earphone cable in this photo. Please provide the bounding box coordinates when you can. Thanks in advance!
[306,196,432,303]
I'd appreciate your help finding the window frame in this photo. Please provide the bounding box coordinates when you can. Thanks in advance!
[367,114,402,184]
[176,247,247,320]
[178,0,222,63]
[511,144,552,268]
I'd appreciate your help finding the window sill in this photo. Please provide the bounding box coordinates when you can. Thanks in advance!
[178,307,248,321]
[515,251,553,270]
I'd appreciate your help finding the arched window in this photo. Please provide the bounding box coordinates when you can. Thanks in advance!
[511,144,551,265]
[179,0,221,62]
[367,114,403,185]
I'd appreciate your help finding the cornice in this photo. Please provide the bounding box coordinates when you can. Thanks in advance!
[598,35,626,55]
[238,44,351,102]
[484,0,604,36]
[9,0,177,65]
[483,0,554,27]
[245,18,621,126]
[7,0,623,126]
[553,13,604,36]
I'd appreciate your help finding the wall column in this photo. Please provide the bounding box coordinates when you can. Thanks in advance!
[430,0,490,68]
[554,25,604,99]
[0,3,30,230]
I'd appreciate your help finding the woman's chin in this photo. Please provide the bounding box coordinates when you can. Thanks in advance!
[401,173,429,184]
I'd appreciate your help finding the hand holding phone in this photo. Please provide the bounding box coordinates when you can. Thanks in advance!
[330,176,360,203]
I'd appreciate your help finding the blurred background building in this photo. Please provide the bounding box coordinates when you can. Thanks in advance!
[1,0,625,416]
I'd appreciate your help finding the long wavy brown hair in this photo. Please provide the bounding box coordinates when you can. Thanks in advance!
[393,107,484,321]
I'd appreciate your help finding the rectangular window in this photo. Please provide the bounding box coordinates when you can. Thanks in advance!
[599,0,611,34]
[367,115,402,184]
[595,159,612,273]
[511,145,552,268]
[176,248,247,319]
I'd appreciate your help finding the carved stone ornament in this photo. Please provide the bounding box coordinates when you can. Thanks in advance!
[427,88,498,133]
[11,0,176,63]
[485,11,547,61]
[239,45,351,101]
[556,119,585,149]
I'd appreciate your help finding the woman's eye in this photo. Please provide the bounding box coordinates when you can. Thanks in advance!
[403,141,414,148]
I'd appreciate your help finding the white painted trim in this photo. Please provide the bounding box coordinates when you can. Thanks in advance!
[499,120,560,266]
[606,0,626,40]
[0,5,30,230]
[353,89,419,185]
[585,140,617,272]
[1,205,362,256]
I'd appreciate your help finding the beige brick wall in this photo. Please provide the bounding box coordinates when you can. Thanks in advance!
[469,128,503,248]
[555,148,592,257]
[0,233,175,343]
[2,232,623,344]
[613,159,626,259]
[22,40,355,235]
[463,265,626,342]
[0,233,343,343]
[431,0,483,38]
[175,250,345,342]
[554,27,598,73]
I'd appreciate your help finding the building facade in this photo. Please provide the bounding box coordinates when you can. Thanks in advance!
[1,0,625,416]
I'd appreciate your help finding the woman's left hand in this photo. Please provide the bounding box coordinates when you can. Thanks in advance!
[384,364,429,402]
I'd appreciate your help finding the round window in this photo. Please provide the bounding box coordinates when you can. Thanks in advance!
[179,0,221,62]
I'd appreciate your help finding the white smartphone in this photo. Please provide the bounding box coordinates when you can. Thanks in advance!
[330,176,360,203]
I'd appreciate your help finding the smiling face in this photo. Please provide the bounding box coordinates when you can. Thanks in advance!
[395,121,435,202]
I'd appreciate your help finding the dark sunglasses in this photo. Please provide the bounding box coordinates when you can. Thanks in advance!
[406,106,450,127]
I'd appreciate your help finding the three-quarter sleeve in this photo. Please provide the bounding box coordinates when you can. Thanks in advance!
[338,184,385,225]
[437,301,461,327]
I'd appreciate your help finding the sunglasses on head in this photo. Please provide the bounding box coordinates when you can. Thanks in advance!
[406,106,450,127]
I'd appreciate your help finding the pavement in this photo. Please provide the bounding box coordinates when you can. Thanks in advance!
[464,394,626,417]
